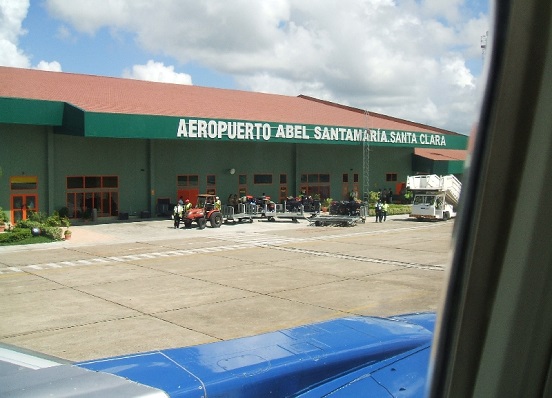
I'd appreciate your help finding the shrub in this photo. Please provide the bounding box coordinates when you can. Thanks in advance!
[13,211,66,241]
[367,204,412,217]
[368,191,380,204]
[58,207,69,218]
[0,228,32,244]
[41,226,63,240]
[0,206,8,224]
[388,204,412,215]
[14,218,42,230]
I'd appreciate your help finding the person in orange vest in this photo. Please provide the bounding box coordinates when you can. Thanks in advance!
[184,199,192,213]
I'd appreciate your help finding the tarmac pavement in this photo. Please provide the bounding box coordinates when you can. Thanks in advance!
[0,214,454,362]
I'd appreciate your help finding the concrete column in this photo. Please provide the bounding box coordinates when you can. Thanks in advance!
[148,139,155,215]
[47,127,55,215]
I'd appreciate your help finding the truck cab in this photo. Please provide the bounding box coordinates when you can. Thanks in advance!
[411,192,455,220]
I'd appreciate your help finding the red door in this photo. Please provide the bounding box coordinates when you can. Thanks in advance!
[177,189,199,206]
[11,194,38,223]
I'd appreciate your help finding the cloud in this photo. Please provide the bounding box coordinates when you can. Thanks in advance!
[34,60,62,72]
[122,60,192,85]
[0,0,31,67]
[41,0,490,133]
[44,0,131,35]
[0,0,63,71]
[55,25,75,42]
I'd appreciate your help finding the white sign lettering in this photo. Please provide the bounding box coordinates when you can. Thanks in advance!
[176,118,449,147]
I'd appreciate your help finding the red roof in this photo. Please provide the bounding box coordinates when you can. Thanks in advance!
[414,148,467,161]
[0,66,458,135]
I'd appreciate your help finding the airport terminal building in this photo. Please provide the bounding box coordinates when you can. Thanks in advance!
[0,66,467,223]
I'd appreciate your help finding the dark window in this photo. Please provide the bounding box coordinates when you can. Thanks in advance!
[11,182,38,190]
[280,174,287,184]
[239,174,247,185]
[386,173,398,182]
[67,177,84,189]
[66,176,119,218]
[177,175,199,187]
[103,176,118,188]
[300,174,331,198]
[343,174,349,183]
[254,174,273,184]
[85,176,101,188]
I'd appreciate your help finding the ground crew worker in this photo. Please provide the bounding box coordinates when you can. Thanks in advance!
[375,200,383,222]
[184,199,192,212]
[173,202,184,229]
[382,201,389,222]
[214,196,221,210]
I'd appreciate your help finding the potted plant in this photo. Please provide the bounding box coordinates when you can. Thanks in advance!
[61,216,71,240]
[0,207,8,232]
[321,198,333,213]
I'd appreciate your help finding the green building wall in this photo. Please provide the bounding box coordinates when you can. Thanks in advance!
[0,122,456,222]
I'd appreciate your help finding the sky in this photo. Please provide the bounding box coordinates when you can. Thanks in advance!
[1,0,490,134]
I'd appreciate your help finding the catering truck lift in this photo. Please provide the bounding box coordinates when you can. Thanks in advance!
[406,174,461,220]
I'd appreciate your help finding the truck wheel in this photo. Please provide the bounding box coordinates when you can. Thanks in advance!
[443,212,450,221]
[184,220,192,229]
[210,213,222,228]
[197,217,207,230]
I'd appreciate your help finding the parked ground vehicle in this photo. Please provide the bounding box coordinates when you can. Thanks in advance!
[183,194,254,228]
[309,200,367,226]
[182,194,222,229]
[406,174,461,220]
[220,202,253,223]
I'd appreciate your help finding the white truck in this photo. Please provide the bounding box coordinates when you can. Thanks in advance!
[406,174,461,220]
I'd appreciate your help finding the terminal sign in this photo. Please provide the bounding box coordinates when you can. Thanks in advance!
[176,117,452,147]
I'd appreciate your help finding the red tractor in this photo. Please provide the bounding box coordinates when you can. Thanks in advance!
[183,194,223,229]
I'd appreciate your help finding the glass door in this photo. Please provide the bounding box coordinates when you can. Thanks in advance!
[11,194,38,223]
[10,176,39,224]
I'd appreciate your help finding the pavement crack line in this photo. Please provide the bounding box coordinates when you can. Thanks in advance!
[0,271,225,341]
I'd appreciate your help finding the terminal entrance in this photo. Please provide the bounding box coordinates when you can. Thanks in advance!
[9,176,39,223]
[11,194,38,223]
[300,173,330,199]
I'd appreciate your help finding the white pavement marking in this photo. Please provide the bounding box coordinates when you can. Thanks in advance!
[0,223,444,275]
[271,246,445,271]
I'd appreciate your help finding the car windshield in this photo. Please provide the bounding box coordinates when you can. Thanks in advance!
[413,195,436,205]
